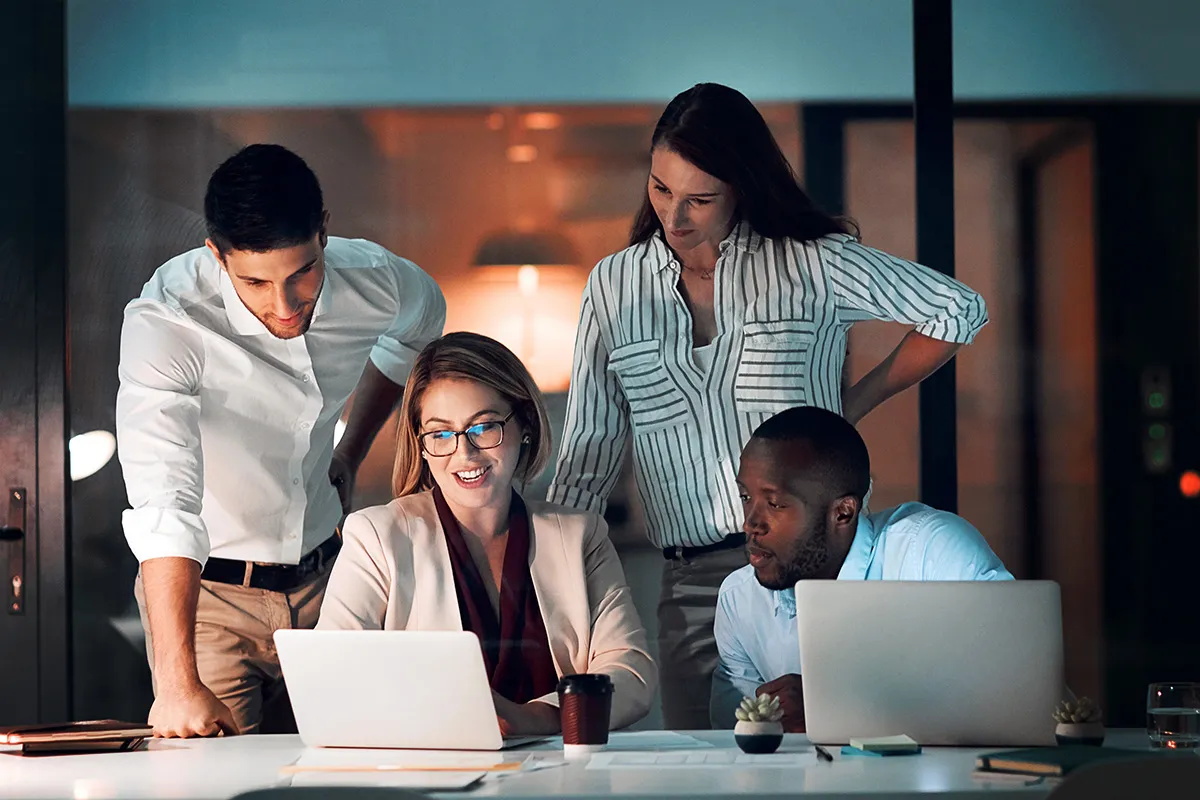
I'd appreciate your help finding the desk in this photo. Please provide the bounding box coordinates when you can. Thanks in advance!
[0,730,1153,799]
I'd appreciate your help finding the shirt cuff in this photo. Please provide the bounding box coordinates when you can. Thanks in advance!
[122,507,210,566]
[914,316,984,345]
[530,690,561,708]
[368,343,415,386]
[545,484,606,515]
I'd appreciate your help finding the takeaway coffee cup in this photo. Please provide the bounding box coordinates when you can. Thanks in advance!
[558,673,613,755]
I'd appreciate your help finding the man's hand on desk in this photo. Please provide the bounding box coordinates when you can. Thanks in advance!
[758,674,806,733]
[149,681,238,738]
[492,692,561,737]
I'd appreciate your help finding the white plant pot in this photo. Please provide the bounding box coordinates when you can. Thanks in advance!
[735,720,784,736]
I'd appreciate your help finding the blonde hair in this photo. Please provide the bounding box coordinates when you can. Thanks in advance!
[393,332,552,497]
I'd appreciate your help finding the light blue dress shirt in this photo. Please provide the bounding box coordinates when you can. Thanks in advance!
[710,502,1014,727]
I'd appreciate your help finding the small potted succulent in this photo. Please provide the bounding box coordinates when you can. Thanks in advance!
[1053,696,1105,746]
[734,693,785,754]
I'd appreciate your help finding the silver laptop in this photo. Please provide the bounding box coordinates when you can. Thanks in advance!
[796,581,1063,746]
[275,629,545,750]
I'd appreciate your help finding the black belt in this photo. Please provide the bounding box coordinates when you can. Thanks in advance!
[201,533,341,592]
[662,533,747,561]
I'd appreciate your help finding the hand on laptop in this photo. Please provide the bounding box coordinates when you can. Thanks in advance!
[492,692,561,736]
[758,674,806,733]
[148,682,238,738]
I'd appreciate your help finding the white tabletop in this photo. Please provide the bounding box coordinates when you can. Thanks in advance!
[0,729,1153,799]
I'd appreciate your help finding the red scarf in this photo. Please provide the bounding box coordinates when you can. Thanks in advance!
[433,487,558,704]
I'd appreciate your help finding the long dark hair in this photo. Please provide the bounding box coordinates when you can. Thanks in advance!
[630,83,855,246]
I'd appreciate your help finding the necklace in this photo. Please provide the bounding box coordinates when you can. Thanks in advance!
[681,263,716,281]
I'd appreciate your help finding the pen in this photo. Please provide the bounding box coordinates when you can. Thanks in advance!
[814,745,833,762]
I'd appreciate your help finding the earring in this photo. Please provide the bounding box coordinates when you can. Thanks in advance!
[521,435,531,443]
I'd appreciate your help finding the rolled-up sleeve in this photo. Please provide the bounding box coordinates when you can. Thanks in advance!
[369,252,446,384]
[829,239,988,344]
[546,274,630,514]
[116,301,209,565]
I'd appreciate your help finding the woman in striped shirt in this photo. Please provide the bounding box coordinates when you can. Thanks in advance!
[547,82,987,729]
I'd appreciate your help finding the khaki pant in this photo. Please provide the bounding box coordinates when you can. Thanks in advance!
[657,546,749,730]
[134,565,330,735]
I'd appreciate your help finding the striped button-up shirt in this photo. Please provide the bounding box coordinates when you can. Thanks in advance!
[546,223,987,549]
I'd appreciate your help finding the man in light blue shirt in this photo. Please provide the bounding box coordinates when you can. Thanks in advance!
[710,406,1012,730]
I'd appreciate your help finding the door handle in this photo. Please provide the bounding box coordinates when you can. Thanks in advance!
[2,488,25,614]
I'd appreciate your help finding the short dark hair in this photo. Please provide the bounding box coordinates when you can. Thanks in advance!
[204,144,325,255]
[752,406,871,503]
[630,83,856,246]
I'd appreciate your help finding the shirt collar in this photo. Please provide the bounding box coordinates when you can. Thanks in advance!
[650,219,764,273]
[770,514,880,618]
[310,267,331,323]
[836,513,880,581]
[218,256,332,335]
[219,266,271,336]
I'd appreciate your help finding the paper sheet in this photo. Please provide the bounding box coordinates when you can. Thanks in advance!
[287,749,523,770]
[523,731,714,752]
[586,750,817,769]
[289,771,486,789]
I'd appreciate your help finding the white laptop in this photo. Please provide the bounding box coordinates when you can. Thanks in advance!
[275,629,545,750]
[796,580,1063,747]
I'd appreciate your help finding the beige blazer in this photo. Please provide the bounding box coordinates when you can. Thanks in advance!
[317,491,657,730]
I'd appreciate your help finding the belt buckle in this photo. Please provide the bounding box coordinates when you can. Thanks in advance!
[671,545,685,560]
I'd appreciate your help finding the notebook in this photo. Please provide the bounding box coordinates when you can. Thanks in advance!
[848,734,921,754]
[0,720,152,755]
[975,746,1170,777]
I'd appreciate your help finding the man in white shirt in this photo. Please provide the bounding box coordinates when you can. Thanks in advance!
[710,406,1012,731]
[117,144,445,738]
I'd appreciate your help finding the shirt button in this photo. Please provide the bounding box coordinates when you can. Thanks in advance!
[299,422,311,430]
[302,375,310,383]
[287,532,297,540]
[292,478,300,486]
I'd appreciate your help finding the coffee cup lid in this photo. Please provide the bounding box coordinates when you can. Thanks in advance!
[557,673,613,695]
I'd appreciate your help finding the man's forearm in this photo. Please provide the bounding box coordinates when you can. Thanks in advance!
[336,360,404,466]
[843,331,961,424]
[141,557,203,691]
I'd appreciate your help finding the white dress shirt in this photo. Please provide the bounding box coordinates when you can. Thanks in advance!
[116,237,445,567]
[709,502,1014,726]
[548,224,989,549]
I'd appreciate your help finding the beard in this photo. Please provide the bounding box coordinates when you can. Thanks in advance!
[755,515,831,591]
[261,306,314,339]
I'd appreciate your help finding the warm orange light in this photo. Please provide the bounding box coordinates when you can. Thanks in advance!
[516,265,540,297]
[505,144,538,163]
[523,112,562,130]
[1180,471,1200,498]
[444,265,588,393]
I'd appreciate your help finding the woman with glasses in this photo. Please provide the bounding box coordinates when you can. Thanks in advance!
[317,332,656,735]
[547,83,989,729]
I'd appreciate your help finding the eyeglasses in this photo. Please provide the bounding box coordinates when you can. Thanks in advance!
[419,411,515,457]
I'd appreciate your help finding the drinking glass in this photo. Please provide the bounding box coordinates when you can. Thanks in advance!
[1147,682,1200,749]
